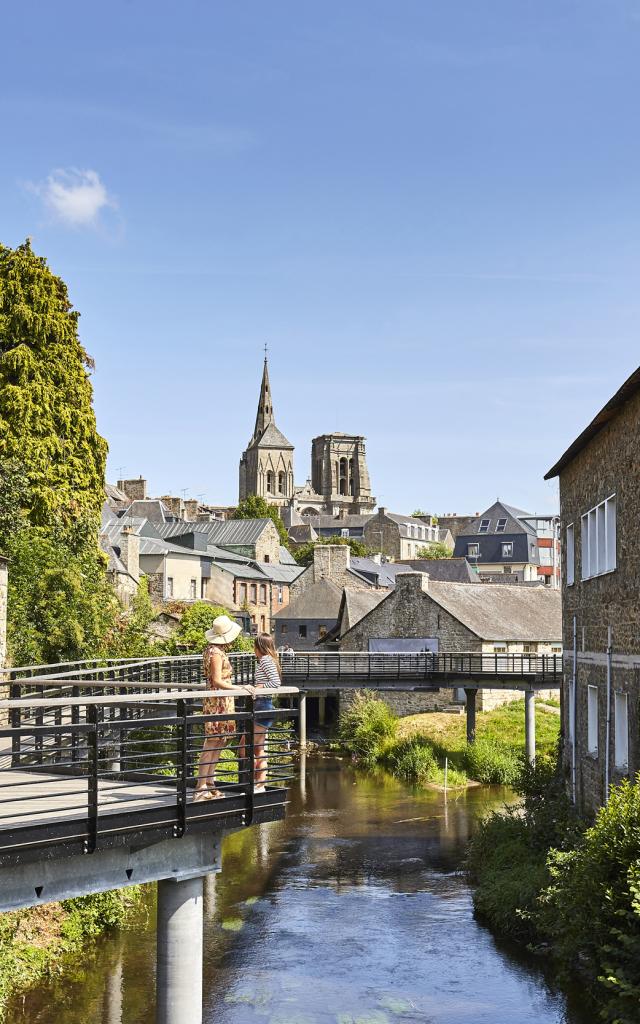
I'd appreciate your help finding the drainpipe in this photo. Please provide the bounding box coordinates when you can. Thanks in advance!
[605,625,612,805]
[571,615,577,805]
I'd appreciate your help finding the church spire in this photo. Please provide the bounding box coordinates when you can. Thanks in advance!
[251,353,275,443]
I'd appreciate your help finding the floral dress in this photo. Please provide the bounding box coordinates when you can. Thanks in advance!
[202,646,235,736]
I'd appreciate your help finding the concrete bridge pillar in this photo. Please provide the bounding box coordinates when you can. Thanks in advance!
[525,689,536,765]
[464,688,477,745]
[156,875,203,1024]
[298,691,307,749]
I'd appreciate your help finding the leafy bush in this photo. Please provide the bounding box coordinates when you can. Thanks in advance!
[381,736,437,784]
[462,736,522,786]
[338,691,398,766]
[538,778,640,1020]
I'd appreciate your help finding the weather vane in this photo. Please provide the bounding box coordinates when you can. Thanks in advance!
[264,342,268,359]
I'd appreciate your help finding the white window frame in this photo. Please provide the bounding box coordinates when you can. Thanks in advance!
[189,578,197,600]
[467,543,479,558]
[166,576,174,598]
[587,685,599,755]
[581,495,616,580]
[479,519,491,534]
[566,523,575,586]
[614,691,629,770]
[502,541,513,558]
[496,518,507,533]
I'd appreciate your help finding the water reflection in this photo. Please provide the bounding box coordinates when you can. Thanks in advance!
[7,757,589,1024]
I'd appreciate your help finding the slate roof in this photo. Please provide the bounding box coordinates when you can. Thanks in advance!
[254,422,294,449]
[273,579,343,620]
[288,524,319,543]
[545,364,640,478]
[457,501,536,538]
[279,546,298,565]
[302,514,370,529]
[342,589,388,632]
[425,580,560,641]
[156,519,273,547]
[255,562,304,584]
[395,558,481,583]
[340,578,561,644]
[121,499,178,525]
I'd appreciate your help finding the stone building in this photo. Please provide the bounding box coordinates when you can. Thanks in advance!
[339,572,561,714]
[453,501,560,587]
[238,357,295,508]
[297,434,376,516]
[363,508,445,561]
[545,364,640,814]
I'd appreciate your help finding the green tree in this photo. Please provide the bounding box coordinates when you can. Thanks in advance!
[105,577,164,659]
[0,240,108,529]
[0,458,29,553]
[166,602,253,655]
[294,535,371,567]
[416,542,452,559]
[6,525,118,665]
[233,494,290,549]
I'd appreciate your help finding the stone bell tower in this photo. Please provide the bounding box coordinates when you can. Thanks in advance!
[239,357,295,508]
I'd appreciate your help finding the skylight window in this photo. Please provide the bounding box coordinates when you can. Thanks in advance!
[496,518,507,532]
[479,519,491,533]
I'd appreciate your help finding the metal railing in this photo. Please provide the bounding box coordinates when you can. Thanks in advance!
[276,651,562,684]
[0,686,298,864]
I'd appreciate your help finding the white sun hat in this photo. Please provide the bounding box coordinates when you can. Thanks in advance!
[204,615,242,646]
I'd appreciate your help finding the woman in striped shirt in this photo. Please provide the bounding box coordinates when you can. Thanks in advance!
[251,633,282,792]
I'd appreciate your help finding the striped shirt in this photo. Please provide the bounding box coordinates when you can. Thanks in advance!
[254,654,281,690]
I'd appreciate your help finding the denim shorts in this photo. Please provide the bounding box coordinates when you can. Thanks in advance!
[254,696,275,730]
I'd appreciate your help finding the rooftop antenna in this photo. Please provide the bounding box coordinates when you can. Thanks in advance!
[180,488,188,500]
[264,342,268,359]
[116,466,126,479]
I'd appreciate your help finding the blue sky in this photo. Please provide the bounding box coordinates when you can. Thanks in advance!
[2,1,639,515]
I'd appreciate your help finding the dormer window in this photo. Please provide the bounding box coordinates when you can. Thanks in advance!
[479,519,491,533]
[468,543,479,558]
[496,518,507,532]
[502,542,513,558]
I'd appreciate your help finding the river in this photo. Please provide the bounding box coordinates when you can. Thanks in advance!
[7,756,590,1024]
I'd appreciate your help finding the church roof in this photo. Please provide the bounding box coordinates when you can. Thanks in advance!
[253,422,294,449]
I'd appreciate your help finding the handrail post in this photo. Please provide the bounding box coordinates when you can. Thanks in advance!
[246,695,255,825]
[86,704,99,854]
[10,683,21,767]
[176,698,187,838]
[71,684,80,762]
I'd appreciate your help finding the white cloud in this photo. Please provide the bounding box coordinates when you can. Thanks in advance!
[29,168,116,227]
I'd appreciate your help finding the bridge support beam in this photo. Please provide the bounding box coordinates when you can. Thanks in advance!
[465,688,477,745]
[298,691,307,749]
[156,875,204,1024]
[525,689,536,765]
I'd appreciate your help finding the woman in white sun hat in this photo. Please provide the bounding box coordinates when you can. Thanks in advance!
[194,614,242,801]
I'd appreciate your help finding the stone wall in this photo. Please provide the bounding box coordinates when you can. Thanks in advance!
[118,477,147,501]
[339,687,460,716]
[557,385,640,814]
[254,521,281,565]
[363,509,402,560]
[340,572,481,652]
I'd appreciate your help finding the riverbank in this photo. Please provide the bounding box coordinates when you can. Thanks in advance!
[467,763,640,1022]
[0,888,145,1018]
[337,691,561,787]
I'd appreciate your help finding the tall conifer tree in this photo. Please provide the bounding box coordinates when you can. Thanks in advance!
[0,240,108,528]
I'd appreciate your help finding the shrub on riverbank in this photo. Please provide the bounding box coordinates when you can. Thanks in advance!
[0,887,145,1017]
[338,691,398,767]
[338,693,560,788]
[468,765,640,1021]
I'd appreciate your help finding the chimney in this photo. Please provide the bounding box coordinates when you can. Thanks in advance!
[119,477,147,501]
[378,506,387,517]
[119,527,140,581]
[183,499,199,521]
[313,543,351,583]
[395,570,429,594]
[161,495,185,518]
